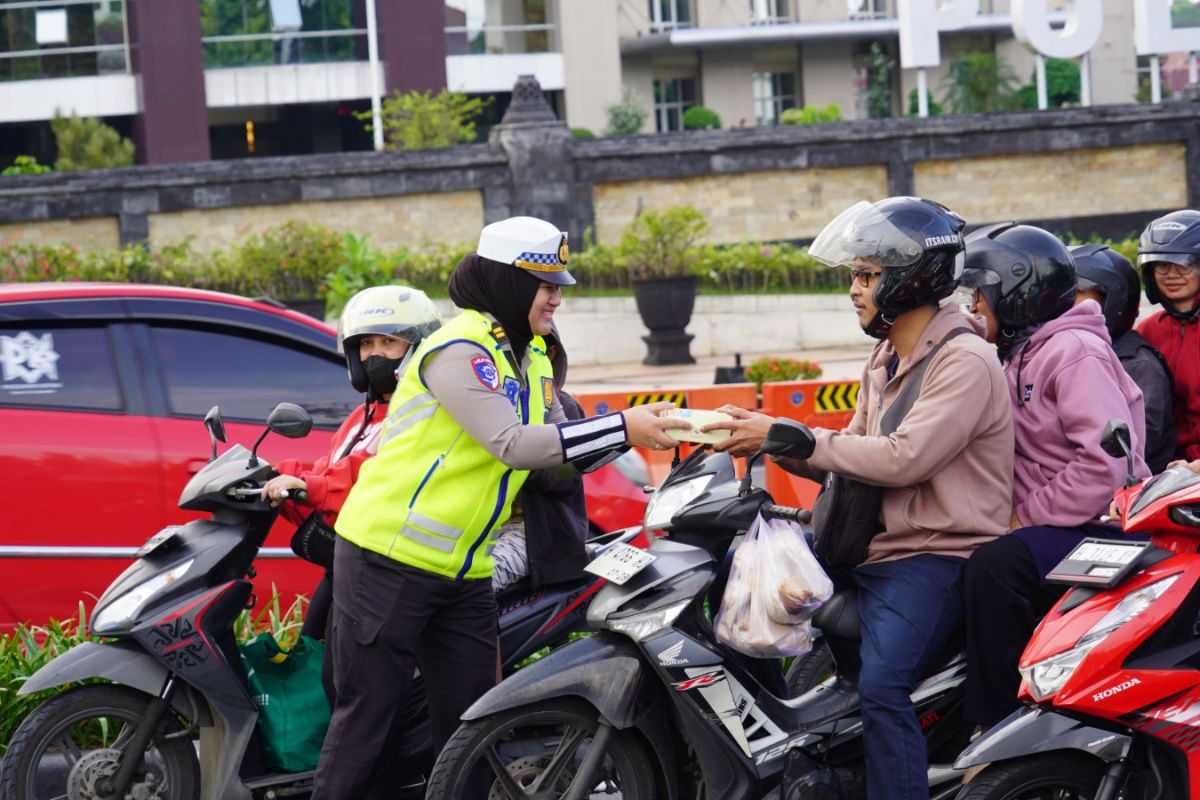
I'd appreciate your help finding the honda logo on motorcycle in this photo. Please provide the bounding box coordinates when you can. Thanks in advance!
[1093,677,1141,703]
[657,640,689,667]
[673,671,724,691]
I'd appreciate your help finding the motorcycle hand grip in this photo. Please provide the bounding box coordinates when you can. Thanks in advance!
[280,488,309,503]
[761,503,812,525]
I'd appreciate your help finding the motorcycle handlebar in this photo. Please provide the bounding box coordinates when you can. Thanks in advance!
[761,503,812,525]
[230,487,308,503]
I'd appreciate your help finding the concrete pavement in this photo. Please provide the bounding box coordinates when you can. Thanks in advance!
[567,345,874,395]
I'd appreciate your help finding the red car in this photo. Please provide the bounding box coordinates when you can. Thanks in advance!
[0,284,647,630]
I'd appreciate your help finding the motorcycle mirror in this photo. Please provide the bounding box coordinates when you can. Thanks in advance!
[248,403,313,467]
[203,406,226,462]
[760,419,816,460]
[1100,419,1138,488]
[266,403,314,439]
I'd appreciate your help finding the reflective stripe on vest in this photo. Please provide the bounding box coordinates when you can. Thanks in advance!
[335,310,553,581]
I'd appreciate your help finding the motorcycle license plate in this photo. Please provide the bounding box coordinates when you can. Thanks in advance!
[135,525,184,558]
[1045,538,1151,588]
[585,543,657,585]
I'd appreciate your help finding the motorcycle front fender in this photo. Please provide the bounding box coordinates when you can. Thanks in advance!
[463,633,647,728]
[19,640,209,724]
[954,705,1131,768]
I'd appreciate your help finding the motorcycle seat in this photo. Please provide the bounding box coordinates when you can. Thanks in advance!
[813,591,860,642]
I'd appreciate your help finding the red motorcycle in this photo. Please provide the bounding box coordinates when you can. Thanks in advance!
[956,420,1200,800]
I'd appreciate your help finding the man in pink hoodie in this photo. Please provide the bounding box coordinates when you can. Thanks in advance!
[959,223,1150,734]
[706,197,1013,800]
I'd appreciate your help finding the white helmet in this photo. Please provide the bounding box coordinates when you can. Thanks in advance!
[336,286,442,393]
[477,216,575,286]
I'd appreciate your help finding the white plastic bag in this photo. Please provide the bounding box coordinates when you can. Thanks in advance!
[713,513,834,658]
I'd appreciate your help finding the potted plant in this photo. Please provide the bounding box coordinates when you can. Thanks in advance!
[619,206,706,365]
[745,356,823,392]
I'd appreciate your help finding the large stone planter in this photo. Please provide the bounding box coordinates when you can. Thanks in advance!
[632,276,697,365]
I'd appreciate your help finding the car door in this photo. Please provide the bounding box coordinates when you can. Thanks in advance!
[130,311,361,614]
[0,300,163,628]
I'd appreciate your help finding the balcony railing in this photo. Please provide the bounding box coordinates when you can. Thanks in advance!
[444,23,558,55]
[201,28,368,69]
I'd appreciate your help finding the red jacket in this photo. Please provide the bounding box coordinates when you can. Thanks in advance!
[273,402,382,526]
[1137,310,1200,461]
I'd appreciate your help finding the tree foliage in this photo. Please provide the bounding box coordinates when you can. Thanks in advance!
[49,112,134,171]
[2,156,52,177]
[359,89,486,150]
[780,105,842,125]
[1016,58,1081,109]
[866,42,894,119]
[940,51,1021,113]
[907,88,942,116]
[606,87,647,135]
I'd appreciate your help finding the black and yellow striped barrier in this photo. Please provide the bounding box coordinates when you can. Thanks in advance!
[626,392,688,408]
[814,382,859,414]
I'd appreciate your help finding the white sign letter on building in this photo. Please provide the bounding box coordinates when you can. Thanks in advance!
[898,0,981,69]
[1134,0,1200,56]
[1012,0,1103,59]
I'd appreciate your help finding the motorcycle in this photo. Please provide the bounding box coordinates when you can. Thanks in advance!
[424,420,976,800]
[955,420,1200,800]
[1,403,649,800]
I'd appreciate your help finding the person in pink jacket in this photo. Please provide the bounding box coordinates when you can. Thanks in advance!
[705,197,1013,800]
[959,223,1150,736]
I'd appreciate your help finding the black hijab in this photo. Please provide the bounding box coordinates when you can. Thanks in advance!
[448,253,542,361]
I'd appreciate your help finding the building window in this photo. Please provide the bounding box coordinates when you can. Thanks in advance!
[199,0,365,69]
[648,0,692,31]
[0,0,128,84]
[847,0,886,20]
[753,71,797,124]
[750,0,790,24]
[654,77,698,131]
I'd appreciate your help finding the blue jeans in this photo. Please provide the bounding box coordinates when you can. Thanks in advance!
[855,554,965,800]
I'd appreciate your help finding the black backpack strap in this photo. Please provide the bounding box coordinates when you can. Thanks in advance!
[879,327,973,436]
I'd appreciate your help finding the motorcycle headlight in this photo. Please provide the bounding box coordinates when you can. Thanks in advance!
[644,475,713,530]
[607,599,692,641]
[92,558,195,635]
[1019,574,1179,701]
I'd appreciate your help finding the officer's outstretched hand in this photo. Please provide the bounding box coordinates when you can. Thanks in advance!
[700,405,775,458]
[622,401,692,450]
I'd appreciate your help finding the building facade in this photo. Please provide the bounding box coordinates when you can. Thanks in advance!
[0,0,1177,166]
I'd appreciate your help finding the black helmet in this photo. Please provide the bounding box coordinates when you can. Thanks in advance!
[809,196,966,339]
[960,222,1076,353]
[1137,209,1200,320]
[1069,244,1140,339]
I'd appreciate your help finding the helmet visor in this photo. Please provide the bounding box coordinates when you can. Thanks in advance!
[1137,252,1200,269]
[809,201,926,269]
[958,267,1002,290]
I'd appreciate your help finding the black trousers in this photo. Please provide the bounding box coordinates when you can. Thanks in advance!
[312,538,498,800]
[963,534,1065,727]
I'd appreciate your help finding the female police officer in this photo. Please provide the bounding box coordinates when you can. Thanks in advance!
[312,216,687,799]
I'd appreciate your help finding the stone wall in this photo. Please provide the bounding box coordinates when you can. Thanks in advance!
[0,82,1197,254]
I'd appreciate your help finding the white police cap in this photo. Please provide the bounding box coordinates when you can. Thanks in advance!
[476,216,575,286]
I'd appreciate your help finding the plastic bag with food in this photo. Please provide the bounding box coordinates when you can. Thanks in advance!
[713,513,834,658]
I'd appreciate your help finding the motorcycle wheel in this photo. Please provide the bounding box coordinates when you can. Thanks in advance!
[425,698,657,799]
[1,684,200,800]
[785,639,834,698]
[956,754,1106,800]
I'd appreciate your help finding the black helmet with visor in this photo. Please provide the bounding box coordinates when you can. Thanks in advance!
[1070,244,1140,340]
[1138,209,1200,322]
[809,196,966,339]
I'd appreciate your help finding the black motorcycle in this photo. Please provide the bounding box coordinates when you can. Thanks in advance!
[2,403,645,800]
[425,420,974,799]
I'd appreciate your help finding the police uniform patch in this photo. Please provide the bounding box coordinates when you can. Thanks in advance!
[542,376,555,408]
[504,377,521,407]
[471,355,500,390]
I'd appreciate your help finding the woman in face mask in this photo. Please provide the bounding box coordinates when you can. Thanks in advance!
[262,285,443,641]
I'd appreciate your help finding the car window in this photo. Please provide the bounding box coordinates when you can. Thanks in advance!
[149,326,358,428]
[0,325,122,411]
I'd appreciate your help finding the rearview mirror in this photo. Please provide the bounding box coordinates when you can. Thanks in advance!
[1100,419,1131,460]
[761,419,816,460]
[203,406,226,462]
[266,402,313,439]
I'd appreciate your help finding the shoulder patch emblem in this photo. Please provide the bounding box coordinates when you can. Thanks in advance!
[503,376,520,407]
[471,355,500,390]
[542,376,555,408]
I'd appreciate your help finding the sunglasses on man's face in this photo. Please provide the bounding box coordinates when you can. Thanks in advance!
[850,268,883,288]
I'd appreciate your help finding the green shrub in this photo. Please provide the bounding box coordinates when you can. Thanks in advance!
[571,127,595,139]
[618,206,708,281]
[940,51,1021,114]
[682,105,721,130]
[606,87,647,135]
[1016,58,1081,109]
[2,155,52,176]
[780,104,842,125]
[50,111,134,171]
[907,89,943,116]
[232,221,343,304]
[745,356,823,390]
[358,89,488,150]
